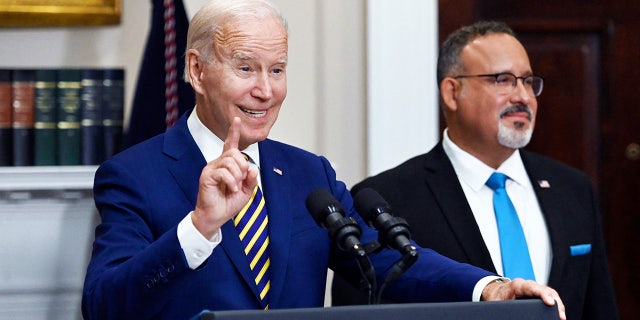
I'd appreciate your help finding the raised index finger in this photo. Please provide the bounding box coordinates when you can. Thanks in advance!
[223,117,242,153]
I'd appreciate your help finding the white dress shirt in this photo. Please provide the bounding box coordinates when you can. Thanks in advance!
[442,129,552,285]
[175,111,513,300]
[176,107,261,269]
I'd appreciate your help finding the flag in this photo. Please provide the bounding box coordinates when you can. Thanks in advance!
[126,0,194,147]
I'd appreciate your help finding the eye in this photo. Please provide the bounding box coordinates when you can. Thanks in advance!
[240,66,251,72]
[523,76,535,86]
[494,74,513,85]
[272,63,286,75]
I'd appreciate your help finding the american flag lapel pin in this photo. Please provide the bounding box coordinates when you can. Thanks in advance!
[273,167,283,175]
[538,180,551,188]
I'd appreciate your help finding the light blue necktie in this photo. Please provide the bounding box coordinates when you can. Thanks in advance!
[486,172,535,280]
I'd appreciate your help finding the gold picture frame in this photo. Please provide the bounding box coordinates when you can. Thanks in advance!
[0,0,121,27]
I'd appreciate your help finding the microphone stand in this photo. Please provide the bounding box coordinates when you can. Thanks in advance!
[352,243,377,305]
[327,216,378,305]
[305,189,381,304]
[371,215,419,303]
[338,216,419,305]
[375,245,418,304]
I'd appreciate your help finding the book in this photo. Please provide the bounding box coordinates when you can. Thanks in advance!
[56,69,82,166]
[102,68,125,160]
[0,69,11,166]
[80,68,105,165]
[11,69,36,166]
[34,69,58,166]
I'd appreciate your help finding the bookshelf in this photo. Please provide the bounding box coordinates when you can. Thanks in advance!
[0,166,98,319]
[0,68,125,167]
[0,165,97,190]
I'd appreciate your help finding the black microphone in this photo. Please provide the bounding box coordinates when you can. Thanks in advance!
[354,188,416,256]
[354,187,418,301]
[305,188,366,256]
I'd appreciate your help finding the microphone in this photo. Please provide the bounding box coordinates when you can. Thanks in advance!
[354,188,418,301]
[353,188,416,256]
[306,188,378,304]
[305,188,366,256]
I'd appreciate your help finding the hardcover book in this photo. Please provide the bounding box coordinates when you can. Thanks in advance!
[81,68,105,165]
[11,69,36,166]
[102,68,125,160]
[34,69,58,166]
[0,69,12,166]
[56,69,82,166]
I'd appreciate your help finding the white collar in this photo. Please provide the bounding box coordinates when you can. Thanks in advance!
[442,128,528,189]
[187,106,260,165]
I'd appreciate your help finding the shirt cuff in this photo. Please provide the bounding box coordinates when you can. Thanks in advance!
[472,276,508,302]
[177,211,222,269]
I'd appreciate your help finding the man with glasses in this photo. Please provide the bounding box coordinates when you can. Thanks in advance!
[333,20,617,320]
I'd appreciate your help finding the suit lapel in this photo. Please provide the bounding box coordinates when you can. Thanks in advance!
[422,145,568,282]
[520,151,568,286]
[163,117,205,207]
[424,143,497,273]
[220,221,263,301]
[163,114,264,304]
[256,140,292,306]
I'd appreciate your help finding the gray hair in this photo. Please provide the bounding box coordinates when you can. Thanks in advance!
[183,0,289,83]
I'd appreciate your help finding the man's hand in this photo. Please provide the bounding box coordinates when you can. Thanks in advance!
[482,278,566,320]
[192,117,259,239]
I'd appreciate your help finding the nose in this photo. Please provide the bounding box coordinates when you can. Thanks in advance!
[251,73,273,100]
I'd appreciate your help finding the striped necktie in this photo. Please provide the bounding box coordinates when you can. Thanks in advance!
[234,154,271,309]
[486,172,535,280]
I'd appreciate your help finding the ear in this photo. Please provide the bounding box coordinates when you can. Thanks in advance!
[440,77,459,113]
[186,49,205,94]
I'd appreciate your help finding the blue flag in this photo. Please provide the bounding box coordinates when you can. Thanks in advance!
[126,0,194,148]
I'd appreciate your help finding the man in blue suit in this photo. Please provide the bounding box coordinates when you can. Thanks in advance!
[81,2,565,319]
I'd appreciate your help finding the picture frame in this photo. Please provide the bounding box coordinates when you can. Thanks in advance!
[0,0,121,27]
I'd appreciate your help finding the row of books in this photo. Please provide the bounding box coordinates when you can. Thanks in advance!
[0,68,125,166]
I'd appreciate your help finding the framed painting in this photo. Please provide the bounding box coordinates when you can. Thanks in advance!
[0,0,121,27]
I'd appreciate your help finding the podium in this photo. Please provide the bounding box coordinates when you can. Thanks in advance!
[196,299,558,320]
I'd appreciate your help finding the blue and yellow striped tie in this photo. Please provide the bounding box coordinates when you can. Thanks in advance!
[234,155,271,309]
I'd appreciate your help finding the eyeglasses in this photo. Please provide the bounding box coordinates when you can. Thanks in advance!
[453,72,544,97]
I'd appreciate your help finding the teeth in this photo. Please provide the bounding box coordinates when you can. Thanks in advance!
[240,107,266,118]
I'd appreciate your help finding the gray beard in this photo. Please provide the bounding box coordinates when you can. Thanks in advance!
[497,120,533,149]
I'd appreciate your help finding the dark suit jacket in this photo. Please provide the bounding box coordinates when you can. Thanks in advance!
[333,142,618,320]
[82,112,493,319]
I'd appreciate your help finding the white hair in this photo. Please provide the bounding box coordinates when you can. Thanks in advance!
[183,0,289,84]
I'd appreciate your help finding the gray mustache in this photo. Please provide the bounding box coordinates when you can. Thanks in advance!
[500,104,532,120]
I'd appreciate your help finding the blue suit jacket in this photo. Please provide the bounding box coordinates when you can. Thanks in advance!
[82,111,493,319]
